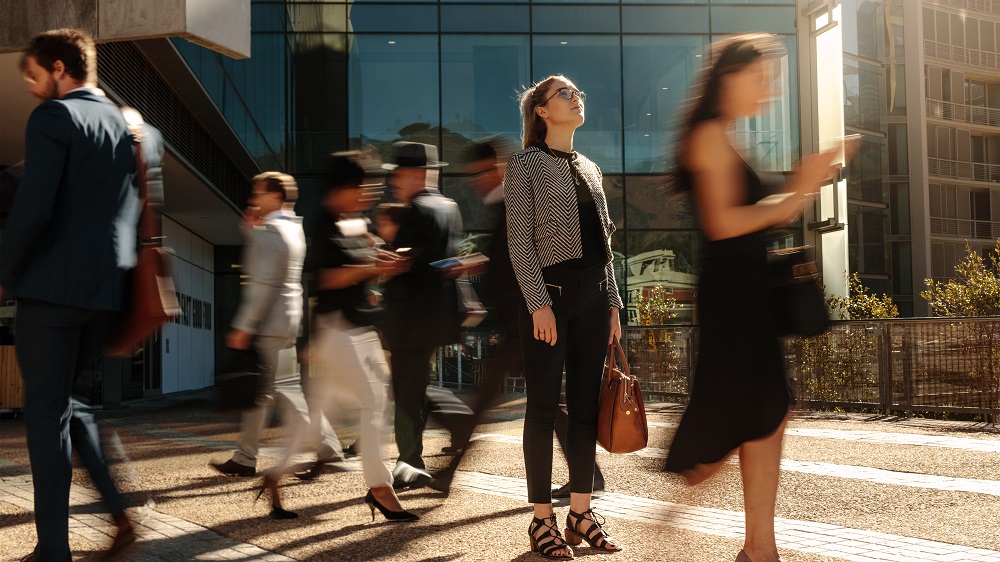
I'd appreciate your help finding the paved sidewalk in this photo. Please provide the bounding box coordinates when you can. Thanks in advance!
[1,397,999,561]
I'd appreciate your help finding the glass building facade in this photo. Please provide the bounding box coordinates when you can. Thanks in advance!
[183,0,800,325]
[841,0,914,316]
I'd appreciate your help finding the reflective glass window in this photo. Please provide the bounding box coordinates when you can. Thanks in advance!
[288,3,347,33]
[252,3,287,32]
[624,176,696,229]
[604,175,625,228]
[531,6,620,34]
[348,35,439,154]
[532,36,623,173]
[622,6,708,34]
[623,231,699,326]
[623,35,705,173]
[293,33,349,172]
[710,0,793,4]
[843,0,882,60]
[843,58,882,131]
[886,123,908,175]
[441,5,529,33]
[348,4,437,33]
[892,241,912,295]
[710,6,794,34]
[621,0,701,4]
[440,35,530,164]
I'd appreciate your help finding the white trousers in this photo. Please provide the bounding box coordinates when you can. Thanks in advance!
[231,336,343,468]
[310,311,393,488]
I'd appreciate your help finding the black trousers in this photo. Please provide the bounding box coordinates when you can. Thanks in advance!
[521,265,610,504]
[391,345,473,469]
[15,299,126,562]
[438,296,523,477]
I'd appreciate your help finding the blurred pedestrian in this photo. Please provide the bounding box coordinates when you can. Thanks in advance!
[382,142,474,489]
[0,28,162,561]
[212,172,343,517]
[304,151,417,521]
[663,34,844,562]
[505,75,624,560]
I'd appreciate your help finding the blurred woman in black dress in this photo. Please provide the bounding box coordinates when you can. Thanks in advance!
[665,34,845,562]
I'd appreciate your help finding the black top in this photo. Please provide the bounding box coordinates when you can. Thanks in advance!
[538,143,605,270]
[312,217,374,322]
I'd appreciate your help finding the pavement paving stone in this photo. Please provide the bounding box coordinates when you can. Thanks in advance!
[444,470,1000,562]
[5,402,1000,561]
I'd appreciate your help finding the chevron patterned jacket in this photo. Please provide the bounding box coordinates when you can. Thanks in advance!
[503,145,624,313]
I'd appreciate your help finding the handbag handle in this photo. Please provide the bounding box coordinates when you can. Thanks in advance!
[606,337,630,379]
[121,107,160,247]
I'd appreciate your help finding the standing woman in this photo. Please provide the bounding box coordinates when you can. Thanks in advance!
[664,34,843,562]
[505,75,623,560]
[307,152,417,522]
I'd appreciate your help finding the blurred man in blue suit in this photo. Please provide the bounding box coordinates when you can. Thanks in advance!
[0,29,163,562]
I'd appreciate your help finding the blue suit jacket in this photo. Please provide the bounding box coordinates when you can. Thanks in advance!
[0,89,164,312]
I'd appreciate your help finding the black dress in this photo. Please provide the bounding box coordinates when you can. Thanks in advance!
[665,160,791,473]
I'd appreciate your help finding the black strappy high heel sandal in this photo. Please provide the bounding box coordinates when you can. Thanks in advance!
[253,473,298,520]
[564,508,621,552]
[529,514,574,560]
[364,490,419,522]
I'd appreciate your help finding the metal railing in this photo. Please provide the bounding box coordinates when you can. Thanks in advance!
[925,40,1000,71]
[924,0,1000,16]
[926,98,1000,128]
[433,319,1000,419]
[928,157,1000,183]
[930,216,1000,239]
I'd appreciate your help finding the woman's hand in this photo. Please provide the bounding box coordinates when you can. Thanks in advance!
[608,307,621,345]
[532,305,557,346]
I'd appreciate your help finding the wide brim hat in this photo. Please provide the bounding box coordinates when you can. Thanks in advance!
[381,141,449,170]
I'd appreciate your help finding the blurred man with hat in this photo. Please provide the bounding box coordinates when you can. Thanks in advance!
[381,142,474,489]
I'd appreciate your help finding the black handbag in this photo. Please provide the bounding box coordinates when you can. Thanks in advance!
[767,246,829,337]
[213,346,267,414]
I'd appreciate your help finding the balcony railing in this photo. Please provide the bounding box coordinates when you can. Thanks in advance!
[924,0,1000,16]
[928,157,1000,183]
[925,40,1000,71]
[927,98,1000,128]
[930,216,1000,239]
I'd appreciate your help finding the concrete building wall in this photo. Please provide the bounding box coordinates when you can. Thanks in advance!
[161,216,216,395]
[0,0,250,58]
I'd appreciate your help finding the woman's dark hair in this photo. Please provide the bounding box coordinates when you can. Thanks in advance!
[20,28,97,84]
[671,33,784,192]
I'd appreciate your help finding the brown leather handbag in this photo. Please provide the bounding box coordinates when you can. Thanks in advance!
[597,337,648,453]
[105,108,180,357]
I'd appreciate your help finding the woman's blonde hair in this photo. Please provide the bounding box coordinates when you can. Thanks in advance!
[518,75,572,150]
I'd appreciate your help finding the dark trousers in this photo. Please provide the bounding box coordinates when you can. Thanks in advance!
[391,345,437,469]
[438,298,523,477]
[521,265,610,504]
[15,299,127,562]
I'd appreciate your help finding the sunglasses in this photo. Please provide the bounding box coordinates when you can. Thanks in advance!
[541,87,587,105]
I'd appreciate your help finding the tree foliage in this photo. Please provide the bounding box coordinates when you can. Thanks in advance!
[631,285,684,394]
[828,273,900,320]
[921,241,1000,317]
[635,285,679,326]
